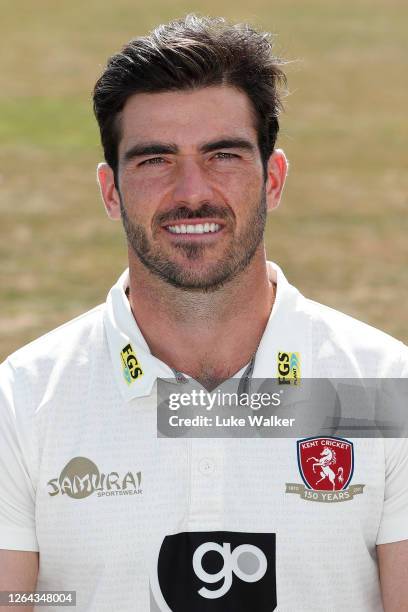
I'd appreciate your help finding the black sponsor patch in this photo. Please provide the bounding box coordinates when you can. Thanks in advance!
[156,531,276,611]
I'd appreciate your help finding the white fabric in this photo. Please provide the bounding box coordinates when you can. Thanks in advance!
[0,262,407,611]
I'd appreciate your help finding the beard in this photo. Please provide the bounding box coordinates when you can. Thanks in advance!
[119,190,267,292]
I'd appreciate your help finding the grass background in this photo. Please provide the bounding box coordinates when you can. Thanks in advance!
[1,0,407,359]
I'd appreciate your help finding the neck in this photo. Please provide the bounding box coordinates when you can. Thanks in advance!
[127,248,275,387]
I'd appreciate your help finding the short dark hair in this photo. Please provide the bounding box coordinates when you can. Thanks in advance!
[93,14,287,182]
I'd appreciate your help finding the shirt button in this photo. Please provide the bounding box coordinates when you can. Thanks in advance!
[199,458,215,475]
[175,373,188,383]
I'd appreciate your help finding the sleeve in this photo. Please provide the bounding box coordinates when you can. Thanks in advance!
[0,360,39,551]
[376,349,408,545]
[376,438,408,544]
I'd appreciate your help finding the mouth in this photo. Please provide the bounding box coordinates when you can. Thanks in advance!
[161,219,225,239]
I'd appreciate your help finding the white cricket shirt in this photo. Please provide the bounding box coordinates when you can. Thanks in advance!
[0,262,407,612]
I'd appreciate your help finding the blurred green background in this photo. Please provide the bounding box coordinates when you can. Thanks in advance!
[1,0,407,359]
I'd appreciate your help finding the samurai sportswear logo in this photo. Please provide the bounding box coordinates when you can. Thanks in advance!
[47,457,142,499]
[149,531,276,611]
[277,351,300,385]
[121,343,143,384]
[285,436,365,503]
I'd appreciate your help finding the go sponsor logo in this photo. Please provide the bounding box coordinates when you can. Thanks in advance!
[193,541,268,599]
[150,531,276,611]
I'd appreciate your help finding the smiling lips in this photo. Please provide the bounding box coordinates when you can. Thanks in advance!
[166,222,221,235]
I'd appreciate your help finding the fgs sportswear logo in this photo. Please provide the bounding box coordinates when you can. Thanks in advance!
[149,531,276,611]
[277,351,300,385]
[121,343,143,384]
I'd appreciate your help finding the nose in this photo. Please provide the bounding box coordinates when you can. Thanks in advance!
[171,157,215,208]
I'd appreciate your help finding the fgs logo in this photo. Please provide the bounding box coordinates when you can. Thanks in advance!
[277,351,300,385]
[121,343,143,384]
[150,531,276,611]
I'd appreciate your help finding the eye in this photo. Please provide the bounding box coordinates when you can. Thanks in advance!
[138,157,166,166]
[213,152,239,160]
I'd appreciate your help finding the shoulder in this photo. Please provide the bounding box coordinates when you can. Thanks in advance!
[301,296,408,377]
[1,304,106,403]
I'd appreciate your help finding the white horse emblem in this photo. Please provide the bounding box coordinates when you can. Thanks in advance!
[306,447,344,491]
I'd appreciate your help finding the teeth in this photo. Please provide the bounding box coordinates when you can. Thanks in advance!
[167,223,221,234]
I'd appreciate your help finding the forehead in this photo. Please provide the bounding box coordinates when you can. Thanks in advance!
[118,85,258,154]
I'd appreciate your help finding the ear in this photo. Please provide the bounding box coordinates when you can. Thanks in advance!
[265,149,288,212]
[96,162,121,220]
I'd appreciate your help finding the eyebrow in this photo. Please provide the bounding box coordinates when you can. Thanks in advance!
[123,142,178,163]
[199,138,256,154]
[122,137,255,163]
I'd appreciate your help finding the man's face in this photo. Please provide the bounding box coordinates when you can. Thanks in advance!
[100,85,285,290]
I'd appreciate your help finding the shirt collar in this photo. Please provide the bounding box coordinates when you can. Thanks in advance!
[104,262,312,401]
[252,261,312,380]
[104,269,174,401]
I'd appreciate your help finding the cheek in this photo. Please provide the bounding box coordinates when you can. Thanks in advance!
[120,176,164,222]
[122,174,157,199]
[226,175,263,211]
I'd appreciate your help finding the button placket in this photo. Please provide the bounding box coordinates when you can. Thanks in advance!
[198,457,215,475]
[187,438,224,531]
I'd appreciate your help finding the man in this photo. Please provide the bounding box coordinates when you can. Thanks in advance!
[0,14,407,612]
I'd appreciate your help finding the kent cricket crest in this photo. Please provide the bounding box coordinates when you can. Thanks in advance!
[286,436,365,503]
